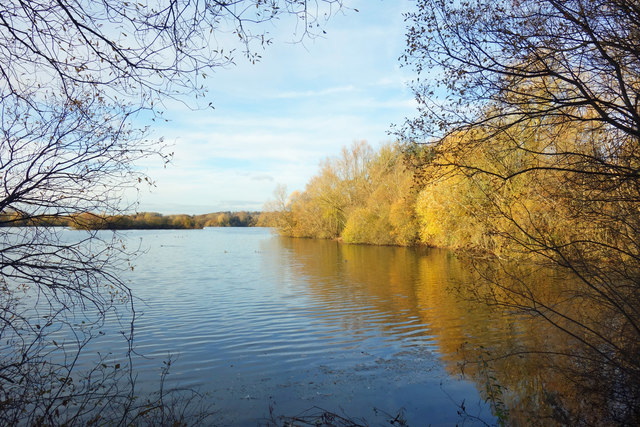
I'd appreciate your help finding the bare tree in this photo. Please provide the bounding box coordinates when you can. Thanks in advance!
[403,0,640,424]
[0,0,345,424]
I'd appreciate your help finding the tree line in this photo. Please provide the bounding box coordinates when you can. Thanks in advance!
[265,135,587,255]
[260,141,419,246]
[0,210,261,229]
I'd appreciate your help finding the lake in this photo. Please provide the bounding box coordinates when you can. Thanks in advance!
[78,227,562,425]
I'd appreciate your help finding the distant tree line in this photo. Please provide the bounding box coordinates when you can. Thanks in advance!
[0,210,260,230]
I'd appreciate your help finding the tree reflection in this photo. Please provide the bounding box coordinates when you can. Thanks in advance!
[274,236,622,425]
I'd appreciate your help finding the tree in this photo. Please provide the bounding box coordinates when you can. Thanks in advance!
[0,1,345,423]
[267,141,373,239]
[404,0,640,423]
[342,143,419,246]
[267,141,419,245]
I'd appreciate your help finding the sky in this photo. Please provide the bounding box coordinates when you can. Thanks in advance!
[134,0,419,215]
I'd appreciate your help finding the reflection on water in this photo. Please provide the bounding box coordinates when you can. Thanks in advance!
[273,237,546,423]
[87,228,591,425]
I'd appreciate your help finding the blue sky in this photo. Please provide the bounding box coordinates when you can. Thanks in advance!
[134,0,418,214]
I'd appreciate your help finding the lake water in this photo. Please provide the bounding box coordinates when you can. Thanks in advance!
[100,227,542,426]
[42,226,583,426]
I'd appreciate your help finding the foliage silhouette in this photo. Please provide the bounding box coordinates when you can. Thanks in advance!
[0,0,345,423]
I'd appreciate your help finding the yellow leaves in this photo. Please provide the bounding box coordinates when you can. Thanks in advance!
[342,207,375,244]
[272,141,420,246]
[416,167,496,251]
[409,112,618,257]
[389,198,418,246]
[415,183,449,247]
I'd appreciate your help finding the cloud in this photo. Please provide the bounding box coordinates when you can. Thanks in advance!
[132,1,419,214]
[273,85,356,99]
[251,174,275,181]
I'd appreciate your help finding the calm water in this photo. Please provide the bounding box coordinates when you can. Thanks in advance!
[65,227,560,425]
[98,227,532,426]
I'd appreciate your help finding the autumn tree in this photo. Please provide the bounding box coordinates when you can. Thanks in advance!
[268,141,373,239]
[0,0,345,423]
[268,141,419,245]
[404,0,640,423]
[342,143,419,245]
[303,140,374,238]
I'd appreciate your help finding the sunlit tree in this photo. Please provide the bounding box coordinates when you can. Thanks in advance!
[269,141,419,245]
[342,143,418,245]
[269,141,373,239]
[404,0,640,423]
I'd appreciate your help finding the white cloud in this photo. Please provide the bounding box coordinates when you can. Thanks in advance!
[251,174,275,182]
[273,85,356,99]
[133,0,419,214]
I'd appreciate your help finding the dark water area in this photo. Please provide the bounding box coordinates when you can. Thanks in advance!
[59,227,577,425]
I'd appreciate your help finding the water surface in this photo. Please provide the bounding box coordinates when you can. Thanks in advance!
[116,227,517,425]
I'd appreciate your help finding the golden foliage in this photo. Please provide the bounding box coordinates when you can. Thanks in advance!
[268,141,418,245]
